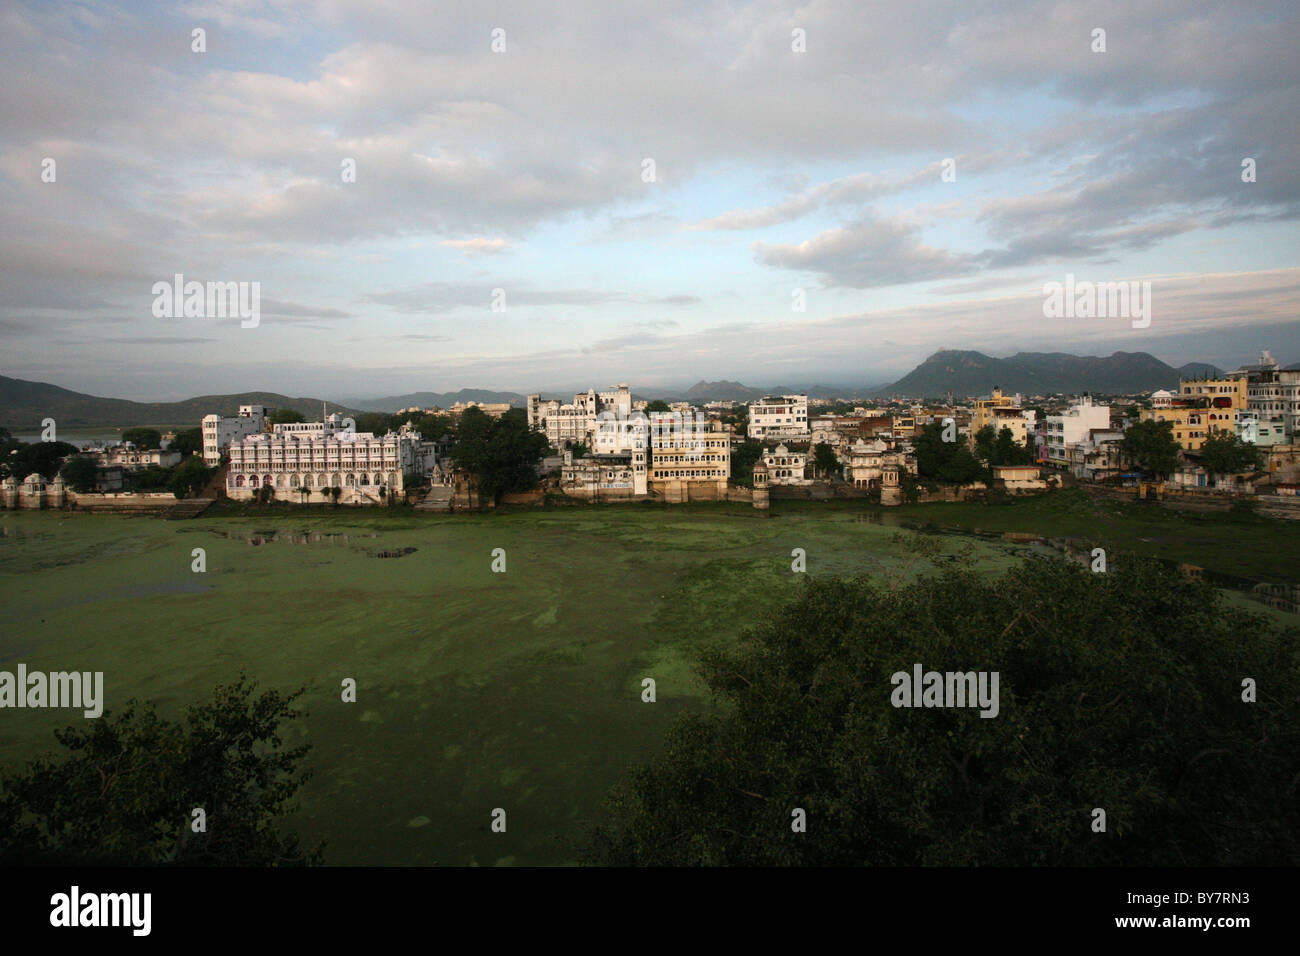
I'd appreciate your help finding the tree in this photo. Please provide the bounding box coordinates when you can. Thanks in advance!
[132,464,174,491]
[644,400,671,413]
[255,484,275,505]
[121,428,162,449]
[170,427,203,457]
[729,440,763,486]
[169,457,211,499]
[1199,432,1263,479]
[913,422,986,484]
[972,425,998,462]
[451,407,550,503]
[813,442,840,479]
[354,412,393,435]
[2,440,78,480]
[1120,419,1180,478]
[59,456,100,493]
[328,486,342,507]
[993,426,1034,466]
[584,548,1299,866]
[0,674,321,866]
[298,484,309,504]
[268,408,305,425]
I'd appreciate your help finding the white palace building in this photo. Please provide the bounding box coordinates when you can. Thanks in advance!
[225,413,435,504]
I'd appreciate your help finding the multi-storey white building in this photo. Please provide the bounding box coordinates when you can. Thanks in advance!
[225,414,434,504]
[201,404,268,465]
[528,384,632,446]
[747,394,809,439]
[1239,350,1300,439]
[1038,395,1111,466]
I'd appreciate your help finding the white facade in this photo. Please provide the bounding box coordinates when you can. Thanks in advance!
[559,448,648,497]
[1240,350,1300,439]
[1041,395,1111,466]
[225,416,434,504]
[528,384,631,446]
[762,443,809,485]
[748,394,809,439]
[201,404,268,466]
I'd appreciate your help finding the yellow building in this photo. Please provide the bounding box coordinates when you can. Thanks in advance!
[971,386,1018,432]
[1139,375,1247,450]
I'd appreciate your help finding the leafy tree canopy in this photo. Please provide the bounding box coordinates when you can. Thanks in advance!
[914,421,986,484]
[1199,432,1262,477]
[168,456,211,499]
[2,440,79,480]
[268,408,306,425]
[121,427,162,449]
[1120,419,1180,478]
[59,456,100,493]
[451,406,549,502]
[0,675,321,866]
[585,545,1298,866]
[813,442,840,476]
[169,427,203,457]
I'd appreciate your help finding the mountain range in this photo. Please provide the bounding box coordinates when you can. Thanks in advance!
[341,389,527,413]
[0,349,1266,429]
[0,375,361,431]
[871,350,1223,399]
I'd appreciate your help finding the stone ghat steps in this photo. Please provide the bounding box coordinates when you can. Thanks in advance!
[415,486,453,511]
[164,499,214,519]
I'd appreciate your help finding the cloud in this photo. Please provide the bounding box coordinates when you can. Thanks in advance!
[440,238,511,256]
[754,212,976,288]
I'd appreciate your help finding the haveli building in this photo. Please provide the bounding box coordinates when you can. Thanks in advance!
[225,414,435,504]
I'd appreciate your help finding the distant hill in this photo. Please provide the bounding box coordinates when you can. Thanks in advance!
[682,380,766,402]
[872,350,1224,399]
[342,389,526,413]
[675,380,876,403]
[0,374,360,430]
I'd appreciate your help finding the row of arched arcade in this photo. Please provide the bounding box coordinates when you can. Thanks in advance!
[229,472,400,490]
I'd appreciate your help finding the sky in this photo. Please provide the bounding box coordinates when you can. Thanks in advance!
[1,0,1298,401]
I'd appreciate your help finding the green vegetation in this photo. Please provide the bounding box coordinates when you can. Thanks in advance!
[585,549,1298,865]
[913,421,985,483]
[1,439,78,480]
[169,457,213,498]
[1199,432,1263,478]
[451,407,549,502]
[973,424,1034,466]
[812,441,840,477]
[643,400,670,412]
[169,427,203,458]
[730,440,763,486]
[268,408,306,426]
[1,499,1294,865]
[59,456,99,493]
[0,675,320,865]
[1120,418,1179,477]
[121,427,162,449]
